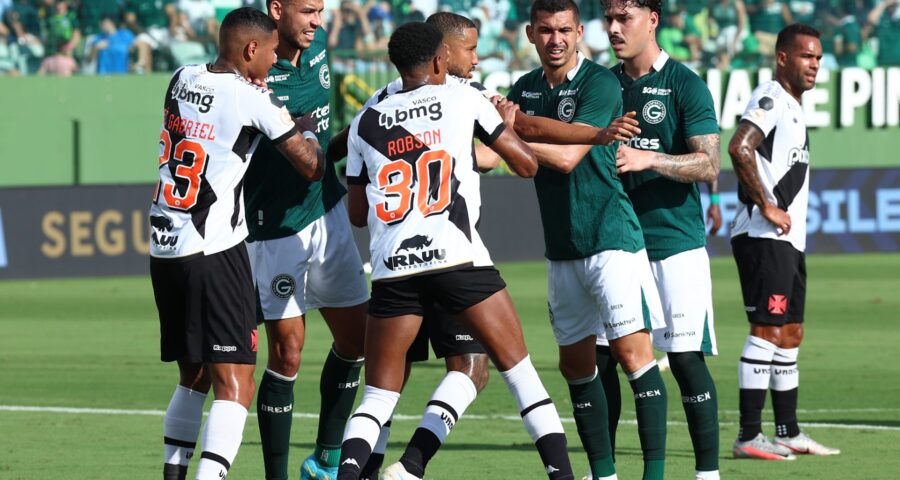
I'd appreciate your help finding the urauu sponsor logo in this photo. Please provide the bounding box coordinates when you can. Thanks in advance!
[384,235,447,271]
[378,100,442,128]
[395,234,432,253]
[150,215,178,249]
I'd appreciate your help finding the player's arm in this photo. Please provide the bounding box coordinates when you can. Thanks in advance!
[275,131,325,181]
[347,184,368,227]
[527,139,593,174]
[511,110,641,145]
[706,179,722,235]
[615,133,720,183]
[481,97,537,177]
[327,126,350,163]
[728,120,791,234]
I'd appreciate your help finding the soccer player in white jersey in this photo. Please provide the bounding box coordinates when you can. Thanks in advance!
[728,23,840,461]
[149,8,324,480]
[338,21,575,480]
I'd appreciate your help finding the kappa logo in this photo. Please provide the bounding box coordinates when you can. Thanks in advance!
[319,63,331,89]
[342,458,359,468]
[271,274,296,299]
[768,294,788,314]
[558,97,576,122]
[213,344,237,352]
[546,465,560,474]
[642,100,666,124]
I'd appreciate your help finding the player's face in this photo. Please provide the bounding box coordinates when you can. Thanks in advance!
[526,9,583,70]
[271,0,325,50]
[249,29,280,79]
[604,1,658,61]
[446,27,479,79]
[778,34,822,93]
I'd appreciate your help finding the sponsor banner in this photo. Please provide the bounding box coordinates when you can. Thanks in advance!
[1,168,899,279]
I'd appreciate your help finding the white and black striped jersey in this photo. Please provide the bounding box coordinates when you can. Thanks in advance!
[346,82,505,281]
[149,64,297,258]
[362,75,497,110]
[731,80,810,252]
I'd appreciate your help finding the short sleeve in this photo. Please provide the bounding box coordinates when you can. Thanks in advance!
[468,87,506,146]
[571,69,621,128]
[679,72,720,138]
[345,114,369,185]
[238,82,297,144]
[741,83,783,137]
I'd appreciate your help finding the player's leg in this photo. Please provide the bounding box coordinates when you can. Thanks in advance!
[600,250,668,480]
[338,278,424,480]
[594,344,620,460]
[650,248,719,479]
[391,305,490,479]
[305,205,370,475]
[248,234,315,480]
[362,361,413,480]
[547,258,616,480]
[444,268,573,480]
[195,362,257,480]
[731,235,796,460]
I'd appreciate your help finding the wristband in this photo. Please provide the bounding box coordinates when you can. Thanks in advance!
[302,130,318,141]
[710,192,720,205]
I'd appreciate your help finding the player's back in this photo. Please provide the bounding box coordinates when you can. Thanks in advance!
[346,82,506,281]
[150,64,296,259]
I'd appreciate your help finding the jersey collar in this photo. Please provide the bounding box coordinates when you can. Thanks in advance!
[651,50,670,73]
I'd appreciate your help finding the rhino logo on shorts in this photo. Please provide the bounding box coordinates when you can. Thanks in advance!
[395,235,432,253]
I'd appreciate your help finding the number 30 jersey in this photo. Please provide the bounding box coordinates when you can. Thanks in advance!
[149,64,297,259]
[346,82,506,281]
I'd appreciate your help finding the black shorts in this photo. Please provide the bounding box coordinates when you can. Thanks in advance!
[407,301,487,362]
[151,242,258,364]
[731,234,806,326]
[369,266,506,318]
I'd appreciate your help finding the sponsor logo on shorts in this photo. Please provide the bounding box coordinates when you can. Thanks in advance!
[604,318,635,329]
[212,344,237,352]
[259,403,293,413]
[768,294,788,315]
[271,274,296,299]
[682,392,712,404]
[634,389,663,399]
[663,330,696,339]
[745,305,757,312]
[455,334,474,342]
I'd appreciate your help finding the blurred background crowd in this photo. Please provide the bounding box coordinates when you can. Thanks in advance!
[1,0,898,77]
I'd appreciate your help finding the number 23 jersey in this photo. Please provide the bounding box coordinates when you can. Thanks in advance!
[149,64,297,259]
[346,82,506,281]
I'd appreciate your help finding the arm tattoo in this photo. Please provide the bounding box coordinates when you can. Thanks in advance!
[649,133,720,183]
[728,122,768,208]
[277,135,325,180]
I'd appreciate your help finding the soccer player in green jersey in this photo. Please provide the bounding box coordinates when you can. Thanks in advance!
[601,0,722,478]
[507,0,670,478]
[243,1,369,479]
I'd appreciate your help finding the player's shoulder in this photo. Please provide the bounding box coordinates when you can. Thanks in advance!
[512,66,545,89]
[750,80,788,109]
[579,59,618,86]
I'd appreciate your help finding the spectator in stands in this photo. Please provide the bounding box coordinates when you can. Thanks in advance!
[178,0,219,49]
[45,1,82,58]
[124,0,178,73]
[788,0,817,24]
[367,4,392,51]
[78,0,123,37]
[746,0,792,59]
[38,42,78,76]
[500,0,532,69]
[579,0,612,64]
[659,6,702,67]
[328,1,371,72]
[867,0,900,65]
[834,1,862,67]
[0,17,23,75]
[3,0,45,71]
[708,0,748,69]
[88,16,135,75]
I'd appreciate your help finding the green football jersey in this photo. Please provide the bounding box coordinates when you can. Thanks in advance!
[508,55,644,261]
[612,51,719,261]
[244,28,346,242]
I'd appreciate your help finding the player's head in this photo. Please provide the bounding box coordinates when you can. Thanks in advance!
[388,22,448,83]
[526,0,583,71]
[219,7,279,79]
[775,24,822,94]
[267,0,324,51]
[601,0,661,61]
[427,12,479,79]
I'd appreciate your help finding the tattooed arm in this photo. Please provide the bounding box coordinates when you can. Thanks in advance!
[728,120,791,234]
[276,133,325,181]
[615,133,720,183]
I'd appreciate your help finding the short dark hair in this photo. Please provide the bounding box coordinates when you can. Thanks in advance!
[388,22,444,72]
[426,12,477,39]
[530,0,580,24]
[221,6,277,36]
[775,23,821,52]
[599,0,662,16]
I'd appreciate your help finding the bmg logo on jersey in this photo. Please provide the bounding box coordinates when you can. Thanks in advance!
[378,100,443,129]
[170,82,215,113]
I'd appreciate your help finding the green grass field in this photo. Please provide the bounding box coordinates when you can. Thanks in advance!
[2,254,899,479]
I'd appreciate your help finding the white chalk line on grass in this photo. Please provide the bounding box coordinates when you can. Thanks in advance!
[3,405,900,432]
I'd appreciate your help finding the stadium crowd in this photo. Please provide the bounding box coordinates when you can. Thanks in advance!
[0,0,897,76]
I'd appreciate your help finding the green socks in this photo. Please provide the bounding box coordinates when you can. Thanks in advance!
[627,362,667,480]
[316,346,364,464]
[568,371,616,478]
[668,352,719,472]
[257,369,296,480]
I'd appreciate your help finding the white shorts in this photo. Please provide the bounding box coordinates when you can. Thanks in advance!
[649,247,717,355]
[247,204,369,320]
[548,249,664,346]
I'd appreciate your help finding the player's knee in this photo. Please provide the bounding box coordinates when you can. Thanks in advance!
[781,324,803,348]
[267,343,302,376]
[751,323,783,346]
[332,335,365,359]
[468,354,491,393]
[611,343,654,374]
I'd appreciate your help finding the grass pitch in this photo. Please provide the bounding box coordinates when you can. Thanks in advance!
[2,254,899,479]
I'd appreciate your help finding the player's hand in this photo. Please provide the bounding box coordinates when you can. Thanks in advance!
[294,112,317,134]
[597,111,641,145]
[251,77,270,91]
[493,96,519,127]
[615,144,653,174]
[761,203,791,236]
[706,203,722,235]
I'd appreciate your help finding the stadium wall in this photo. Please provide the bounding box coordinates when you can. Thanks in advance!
[0,66,899,187]
[1,169,899,279]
